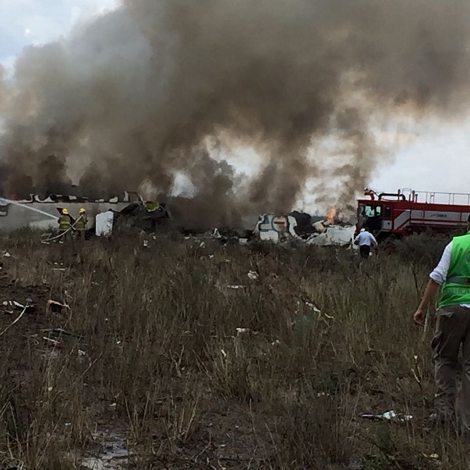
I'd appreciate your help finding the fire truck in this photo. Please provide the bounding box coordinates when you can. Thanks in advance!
[358,188,470,241]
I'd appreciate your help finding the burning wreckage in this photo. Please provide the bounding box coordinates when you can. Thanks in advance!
[253,211,356,247]
[0,190,355,246]
[0,191,171,236]
[95,200,172,236]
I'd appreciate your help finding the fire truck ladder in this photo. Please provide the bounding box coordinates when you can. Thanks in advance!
[401,189,470,206]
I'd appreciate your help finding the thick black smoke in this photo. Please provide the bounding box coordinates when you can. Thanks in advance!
[1,0,470,227]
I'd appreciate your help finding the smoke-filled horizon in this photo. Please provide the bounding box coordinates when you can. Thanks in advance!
[1,0,470,228]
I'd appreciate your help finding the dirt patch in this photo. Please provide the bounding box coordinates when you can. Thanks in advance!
[0,270,52,358]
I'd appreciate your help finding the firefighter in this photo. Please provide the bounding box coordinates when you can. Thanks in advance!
[414,214,470,433]
[354,227,377,258]
[75,208,87,240]
[58,208,71,243]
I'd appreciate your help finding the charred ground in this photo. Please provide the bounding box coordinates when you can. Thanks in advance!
[0,231,465,469]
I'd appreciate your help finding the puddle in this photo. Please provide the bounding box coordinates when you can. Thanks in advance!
[82,429,130,469]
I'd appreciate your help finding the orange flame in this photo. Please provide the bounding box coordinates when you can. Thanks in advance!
[326,207,336,224]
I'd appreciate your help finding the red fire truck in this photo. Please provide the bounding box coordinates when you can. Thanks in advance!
[358,188,470,240]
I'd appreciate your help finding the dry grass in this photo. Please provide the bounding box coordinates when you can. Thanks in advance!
[0,230,465,469]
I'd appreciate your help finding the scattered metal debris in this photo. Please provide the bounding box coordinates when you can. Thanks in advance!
[361,410,413,423]
[51,262,66,271]
[303,301,318,312]
[236,328,250,336]
[2,299,35,313]
[3,300,24,310]
[210,228,222,239]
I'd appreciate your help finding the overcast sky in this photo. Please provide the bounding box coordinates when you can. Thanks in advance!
[1,0,470,199]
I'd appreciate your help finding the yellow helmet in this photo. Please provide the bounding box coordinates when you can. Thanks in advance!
[62,208,69,215]
[79,208,86,213]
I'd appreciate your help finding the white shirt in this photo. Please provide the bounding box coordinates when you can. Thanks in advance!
[354,231,377,247]
[430,241,470,308]
[430,242,452,285]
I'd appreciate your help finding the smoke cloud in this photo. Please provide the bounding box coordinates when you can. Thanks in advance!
[1,0,470,227]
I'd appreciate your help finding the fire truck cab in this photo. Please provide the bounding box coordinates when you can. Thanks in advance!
[357,188,470,241]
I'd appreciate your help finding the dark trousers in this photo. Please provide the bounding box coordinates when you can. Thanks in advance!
[359,245,370,259]
[76,230,85,240]
[58,230,69,242]
[432,306,470,431]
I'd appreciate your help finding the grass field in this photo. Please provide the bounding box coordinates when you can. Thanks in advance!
[0,230,466,469]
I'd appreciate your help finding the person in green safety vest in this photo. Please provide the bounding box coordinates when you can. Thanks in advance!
[58,208,71,243]
[75,208,88,240]
[415,215,470,433]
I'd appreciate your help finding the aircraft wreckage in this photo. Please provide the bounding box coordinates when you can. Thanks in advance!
[254,212,356,247]
[0,191,171,235]
[0,190,355,247]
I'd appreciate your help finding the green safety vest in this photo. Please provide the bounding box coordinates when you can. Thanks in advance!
[440,232,470,308]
